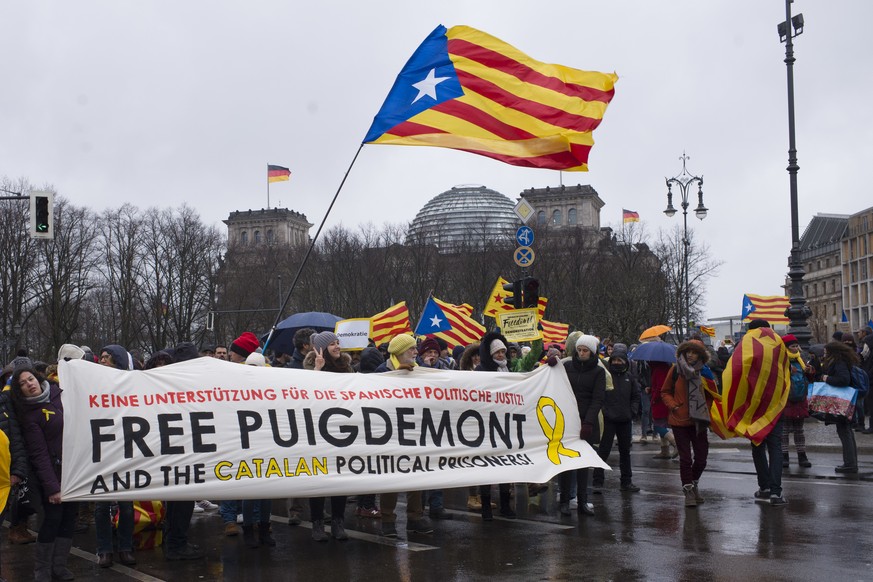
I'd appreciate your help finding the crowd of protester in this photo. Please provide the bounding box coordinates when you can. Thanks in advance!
[1,322,871,580]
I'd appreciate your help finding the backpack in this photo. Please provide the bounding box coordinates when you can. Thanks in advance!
[851,365,870,397]
[787,362,808,403]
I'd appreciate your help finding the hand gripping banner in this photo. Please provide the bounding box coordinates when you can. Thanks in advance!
[59,359,608,501]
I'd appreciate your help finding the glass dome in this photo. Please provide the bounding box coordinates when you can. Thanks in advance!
[407,185,520,252]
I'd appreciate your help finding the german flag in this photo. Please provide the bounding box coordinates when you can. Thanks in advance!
[622,209,639,223]
[370,302,412,344]
[268,165,291,183]
[364,25,617,171]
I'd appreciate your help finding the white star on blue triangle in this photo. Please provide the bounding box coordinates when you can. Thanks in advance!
[414,297,452,336]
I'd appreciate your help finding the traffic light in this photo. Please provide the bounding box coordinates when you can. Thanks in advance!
[30,191,54,239]
[522,277,540,309]
[503,279,523,309]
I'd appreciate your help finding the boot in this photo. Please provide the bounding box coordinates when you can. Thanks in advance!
[258,522,276,547]
[51,538,75,581]
[653,436,671,459]
[665,432,679,458]
[692,480,705,504]
[242,525,258,548]
[34,542,53,582]
[480,494,493,521]
[498,489,516,519]
[466,495,482,511]
[331,518,348,541]
[798,452,812,468]
[8,522,36,544]
[683,484,697,507]
[311,520,328,542]
[782,452,790,468]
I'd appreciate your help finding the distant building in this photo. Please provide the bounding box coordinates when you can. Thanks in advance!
[520,184,608,246]
[224,208,312,248]
[790,213,849,342]
[841,206,873,330]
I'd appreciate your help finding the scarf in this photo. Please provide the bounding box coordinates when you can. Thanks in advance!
[495,359,509,373]
[787,349,805,370]
[676,354,709,430]
[22,381,51,405]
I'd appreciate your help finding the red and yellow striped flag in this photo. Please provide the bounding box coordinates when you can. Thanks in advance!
[364,25,618,171]
[698,325,716,338]
[718,327,790,445]
[741,294,790,325]
[540,319,569,345]
[622,209,640,223]
[484,277,547,318]
[267,165,291,183]
[432,297,485,349]
[370,302,412,345]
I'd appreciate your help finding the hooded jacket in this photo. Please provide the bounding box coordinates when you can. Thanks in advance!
[15,382,64,496]
[603,355,641,422]
[476,331,510,372]
[660,341,713,428]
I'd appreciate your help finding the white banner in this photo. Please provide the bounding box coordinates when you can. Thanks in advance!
[334,318,372,351]
[59,359,607,501]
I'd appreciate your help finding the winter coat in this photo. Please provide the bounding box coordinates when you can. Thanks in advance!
[648,361,672,420]
[603,368,641,423]
[356,347,384,374]
[822,359,852,387]
[303,350,354,373]
[288,348,307,370]
[102,344,132,370]
[17,382,64,497]
[0,388,28,480]
[476,331,511,372]
[660,342,713,428]
[458,343,481,371]
[563,353,606,428]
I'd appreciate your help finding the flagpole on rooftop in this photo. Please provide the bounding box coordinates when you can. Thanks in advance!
[262,144,365,352]
[266,165,270,209]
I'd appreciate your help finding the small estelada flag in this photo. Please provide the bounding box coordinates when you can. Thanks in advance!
[622,209,640,223]
[268,165,291,183]
[414,297,452,336]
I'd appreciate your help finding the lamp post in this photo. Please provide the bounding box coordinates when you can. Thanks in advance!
[664,152,707,340]
[779,0,812,348]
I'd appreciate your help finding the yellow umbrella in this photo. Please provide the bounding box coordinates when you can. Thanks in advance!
[0,430,10,514]
[639,325,672,341]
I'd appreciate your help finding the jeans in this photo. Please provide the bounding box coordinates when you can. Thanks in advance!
[672,424,709,485]
[242,499,272,525]
[380,491,423,524]
[426,490,444,511]
[164,500,194,550]
[751,417,783,496]
[559,469,590,506]
[836,417,858,467]
[219,500,240,523]
[593,420,633,486]
[640,393,653,436]
[95,501,134,553]
[38,500,78,544]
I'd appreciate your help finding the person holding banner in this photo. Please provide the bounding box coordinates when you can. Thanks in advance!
[559,334,605,517]
[10,359,79,581]
[304,331,353,541]
[821,341,861,473]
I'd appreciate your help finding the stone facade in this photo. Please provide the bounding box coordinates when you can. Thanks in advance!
[519,184,605,233]
[841,206,873,331]
[224,208,312,248]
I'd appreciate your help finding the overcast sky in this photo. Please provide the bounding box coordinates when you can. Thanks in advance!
[3,1,870,322]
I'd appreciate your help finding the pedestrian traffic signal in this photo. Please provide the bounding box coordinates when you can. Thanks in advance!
[522,277,540,309]
[503,279,523,309]
[30,191,54,239]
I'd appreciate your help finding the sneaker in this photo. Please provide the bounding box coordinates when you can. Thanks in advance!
[380,522,398,538]
[356,507,381,519]
[165,543,205,561]
[620,483,641,492]
[288,513,302,526]
[196,500,219,511]
[753,489,770,503]
[769,494,788,507]
[835,465,859,474]
[236,514,244,524]
[192,505,205,514]
[406,517,434,534]
[568,498,578,510]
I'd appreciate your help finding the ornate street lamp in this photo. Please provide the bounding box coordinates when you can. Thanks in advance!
[779,0,812,348]
[665,152,706,340]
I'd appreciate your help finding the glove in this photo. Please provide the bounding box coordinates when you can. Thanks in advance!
[396,363,415,371]
[546,355,558,367]
[580,422,593,441]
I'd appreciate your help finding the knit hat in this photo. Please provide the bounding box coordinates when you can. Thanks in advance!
[10,356,34,376]
[388,334,417,356]
[173,342,199,363]
[309,331,339,353]
[781,334,799,346]
[748,319,771,330]
[245,352,268,366]
[58,344,86,362]
[612,342,629,358]
[489,339,507,355]
[575,334,599,354]
[418,337,441,357]
[230,332,260,358]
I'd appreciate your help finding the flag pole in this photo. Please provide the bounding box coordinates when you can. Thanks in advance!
[263,144,365,352]
[267,164,271,209]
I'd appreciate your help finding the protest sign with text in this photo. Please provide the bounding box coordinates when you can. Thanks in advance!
[497,308,541,343]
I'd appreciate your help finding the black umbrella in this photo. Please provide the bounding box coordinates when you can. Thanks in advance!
[261,311,343,354]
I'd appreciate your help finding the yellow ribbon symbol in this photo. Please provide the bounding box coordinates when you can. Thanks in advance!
[537,396,580,465]
[42,409,55,422]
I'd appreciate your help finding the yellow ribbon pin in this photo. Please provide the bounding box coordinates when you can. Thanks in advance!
[42,409,55,422]
[536,396,580,465]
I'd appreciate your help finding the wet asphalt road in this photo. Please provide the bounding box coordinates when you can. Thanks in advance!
[3,420,873,581]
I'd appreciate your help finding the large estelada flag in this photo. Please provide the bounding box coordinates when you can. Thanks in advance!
[267,165,291,183]
[483,277,547,319]
[363,25,618,171]
[432,297,485,349]
[718,326,790,445]
[741,294,790,325]
[370,302,412,344]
